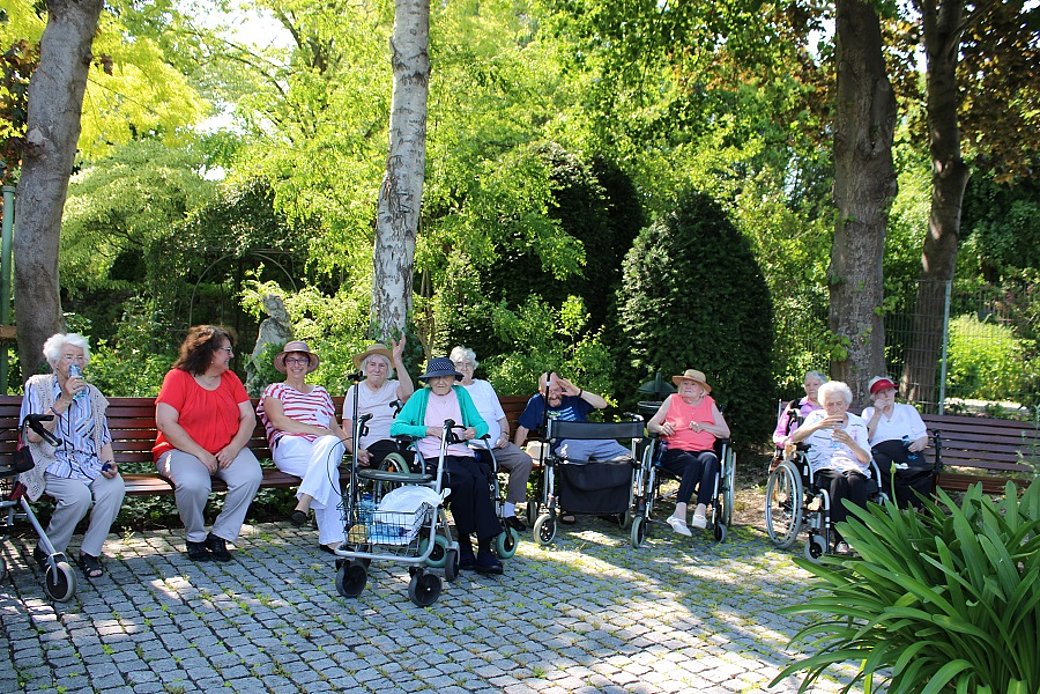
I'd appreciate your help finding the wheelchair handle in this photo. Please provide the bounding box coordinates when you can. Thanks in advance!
[23,414,62,447]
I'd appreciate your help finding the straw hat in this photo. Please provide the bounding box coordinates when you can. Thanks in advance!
[353,343,393,369]
[672,368,712,394]
[273,341,320,374]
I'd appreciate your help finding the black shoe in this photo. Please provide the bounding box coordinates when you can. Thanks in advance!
[204,533,233,562]
[459,548,476,571]
[186,541,211,562]
[33,545,49,569]
[290,509,308,527]
[475,550,503,575]
[503,515,527,532]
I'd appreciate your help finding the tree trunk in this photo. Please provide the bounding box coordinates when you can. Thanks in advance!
[13,0,103,379]
[899,0,970,411]
[829,0,898,406]
[371,0,430,341]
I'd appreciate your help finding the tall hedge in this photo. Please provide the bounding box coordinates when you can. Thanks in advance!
[617,189,775,449]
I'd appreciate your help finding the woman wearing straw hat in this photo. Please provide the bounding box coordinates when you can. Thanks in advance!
[391,357,503,575]
[646,369,730,536]
[257,341,351,553]
[343,338,414,467]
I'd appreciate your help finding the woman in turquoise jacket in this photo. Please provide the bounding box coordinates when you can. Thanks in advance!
[391,357,503,575]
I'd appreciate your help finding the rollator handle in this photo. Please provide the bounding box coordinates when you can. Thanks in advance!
[23,414,62,447]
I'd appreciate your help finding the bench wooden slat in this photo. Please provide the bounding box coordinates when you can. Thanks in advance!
[919,412,1038,493]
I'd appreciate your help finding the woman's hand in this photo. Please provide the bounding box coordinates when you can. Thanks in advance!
[658,421,675,436]
[872,398,893,415]
[215,444,240,470]
[555,377,580,397]
[357,447,371,466]
[832,428,854,446]
[100,462,119,480]
[688,420,704,433]
[495,433,509,449]
[390,336,406,363]
[199,450,220,474]
[63,374,86,400]
[461,427,477,441]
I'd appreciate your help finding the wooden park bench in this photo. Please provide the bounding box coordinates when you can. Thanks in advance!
[922,412,1039,495]
[0,393,531,496]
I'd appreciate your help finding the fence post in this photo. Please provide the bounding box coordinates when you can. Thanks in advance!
[937,279,952,415]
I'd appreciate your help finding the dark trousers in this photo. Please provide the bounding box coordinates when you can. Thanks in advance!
[814,468,869,538]
[444,455,502,542]
[871,441,933,509]
[660,448,719,506]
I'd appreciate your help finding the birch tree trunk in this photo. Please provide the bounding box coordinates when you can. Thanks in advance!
[829,0,898,406]
[899,0,970,409]
[13,0,103,379]
[371,0,430,341]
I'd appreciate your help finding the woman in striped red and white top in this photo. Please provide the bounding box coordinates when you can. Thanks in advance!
[258,341,350,553]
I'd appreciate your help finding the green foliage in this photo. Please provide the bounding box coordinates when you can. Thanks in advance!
[617,189,775,448]
[82,297,176,397]
[481,295,615,399]
[946,314,1036,404]
[774,480,1040,693]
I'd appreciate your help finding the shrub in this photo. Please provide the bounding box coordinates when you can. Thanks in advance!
[616,189,775,449]
[946,313,1034,403]
[773,480,1040,693]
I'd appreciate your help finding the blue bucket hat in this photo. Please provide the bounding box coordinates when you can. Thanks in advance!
[418,357,462,382]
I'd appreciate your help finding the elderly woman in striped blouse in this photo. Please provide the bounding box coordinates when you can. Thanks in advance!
[258,341,351,554]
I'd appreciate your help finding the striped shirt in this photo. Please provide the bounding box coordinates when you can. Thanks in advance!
[20,377,111,482]
[257,383,336,447]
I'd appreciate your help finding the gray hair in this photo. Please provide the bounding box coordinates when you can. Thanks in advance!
[449,346,478,369]
[42,333,91,369]
[804,370,828,384]
[361,353,394,379]
[817,380,852,406]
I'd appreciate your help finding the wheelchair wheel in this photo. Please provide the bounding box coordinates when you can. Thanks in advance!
[421,534,450,568]
[721,453,736,528]
[630,515,647,549]
[525,500,539,528]
[336,560,368,598]
[44,560,77,602]
[765,461,803,549]
[495,527,519,559]
[408,571,441,607]
[533,513,557,546]
[444,548,459,582]
[712,521,727,543]
[804,534,828,563]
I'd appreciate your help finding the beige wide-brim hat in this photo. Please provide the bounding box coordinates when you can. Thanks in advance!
[353,343,393,370]
[672,368,712,394]
[273,340,320,374]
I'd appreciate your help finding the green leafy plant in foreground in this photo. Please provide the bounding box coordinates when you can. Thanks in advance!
[772,480,1040,693]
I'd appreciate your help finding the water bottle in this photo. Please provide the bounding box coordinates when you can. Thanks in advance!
[902,435,920,463]
[68,363,86,401]
[359,492,375,527]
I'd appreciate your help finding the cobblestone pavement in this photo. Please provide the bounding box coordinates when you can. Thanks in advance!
[0,516,870,693]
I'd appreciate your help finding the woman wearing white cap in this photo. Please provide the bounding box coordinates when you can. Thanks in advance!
[646,369,730,536]
[861,376,931,509]
[258,341,351,553]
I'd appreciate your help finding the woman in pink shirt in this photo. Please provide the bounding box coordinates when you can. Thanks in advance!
[646,369,730,536]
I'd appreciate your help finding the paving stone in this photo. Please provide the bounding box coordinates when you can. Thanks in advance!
[0,522,879,693]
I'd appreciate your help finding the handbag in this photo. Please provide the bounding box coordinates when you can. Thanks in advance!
[0,444,35,478]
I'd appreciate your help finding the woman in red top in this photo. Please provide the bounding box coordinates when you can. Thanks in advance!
[154,326,262,562]
[646,369,730,536]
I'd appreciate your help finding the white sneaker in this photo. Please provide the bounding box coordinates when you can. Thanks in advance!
[667,515,692,536]
[690,513,707,529]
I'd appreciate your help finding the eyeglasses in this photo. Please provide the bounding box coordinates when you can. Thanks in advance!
[219,346,234,354]
[452,361,474,369]
[285,357,310,365]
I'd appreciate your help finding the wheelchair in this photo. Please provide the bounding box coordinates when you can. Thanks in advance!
[764,445,887,561]
[629,434,736,547]
[531,416,645,546]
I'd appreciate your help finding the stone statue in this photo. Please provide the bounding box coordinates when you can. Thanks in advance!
[246,294,293,396]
